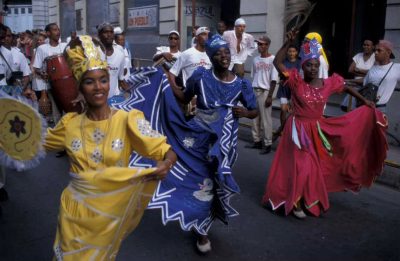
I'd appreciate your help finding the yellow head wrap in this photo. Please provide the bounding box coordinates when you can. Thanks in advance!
[305,32,329,66]
[66,35,108,84]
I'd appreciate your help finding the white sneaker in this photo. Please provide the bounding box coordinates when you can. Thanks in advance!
[293,209,307,219]
[196,239,212,253]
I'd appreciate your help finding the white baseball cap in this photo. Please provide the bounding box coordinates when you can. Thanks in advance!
[114,26,123,34]
[195,27,210,36]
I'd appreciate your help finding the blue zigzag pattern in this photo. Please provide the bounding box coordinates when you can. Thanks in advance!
[114,67,240,235]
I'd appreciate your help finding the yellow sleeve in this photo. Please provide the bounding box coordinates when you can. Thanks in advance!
[128,109,171,161]
[44,113,75,151]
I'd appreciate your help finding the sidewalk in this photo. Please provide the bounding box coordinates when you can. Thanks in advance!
[238,98,400,190]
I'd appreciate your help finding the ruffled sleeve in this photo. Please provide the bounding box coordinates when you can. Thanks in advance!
[325,73,345,95]
[128,109,171,161]
[44,113,76,151]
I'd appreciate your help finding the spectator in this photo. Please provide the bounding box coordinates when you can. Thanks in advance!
[97,22,127,98]
[361,40,400,113]
[341,39,375,111]
[153,30,181,71]
[245,35,279,154]
[222,18,256,77]
[216,20,227,37]
[114,30,132,80]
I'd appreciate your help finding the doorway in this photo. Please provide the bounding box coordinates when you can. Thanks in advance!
[298,0,386,76]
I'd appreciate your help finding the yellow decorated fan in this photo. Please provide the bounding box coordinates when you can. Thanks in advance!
[0,95,46,171]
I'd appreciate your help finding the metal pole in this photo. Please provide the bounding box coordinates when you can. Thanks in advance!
[192,0,196,28]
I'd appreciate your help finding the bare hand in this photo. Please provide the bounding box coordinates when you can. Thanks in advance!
[264,97,273,108]
[119,80,129,91]
[142,160,172,182]
[232,106,248,118]
[71,92,86,112]
[286,29,299,42]
[40,71,49,81]
[163,53,174,62]
[23,88,37,101]
[364,100,375,108]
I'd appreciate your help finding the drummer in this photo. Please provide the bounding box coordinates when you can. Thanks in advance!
[32,23,67,100]
[97,22,128,100]
[32,22,67,157]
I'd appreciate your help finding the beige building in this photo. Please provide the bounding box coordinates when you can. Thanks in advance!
[46,0,400,140]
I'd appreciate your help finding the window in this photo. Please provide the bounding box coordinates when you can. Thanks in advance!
[14,8,18,14]
[76,9,82,31]
[21,8,25,14]
[28,7,32,14]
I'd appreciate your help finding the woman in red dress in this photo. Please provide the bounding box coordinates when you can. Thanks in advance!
[262,30,388,218]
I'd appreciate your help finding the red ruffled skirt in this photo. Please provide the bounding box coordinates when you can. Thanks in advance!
[262,106,388,216]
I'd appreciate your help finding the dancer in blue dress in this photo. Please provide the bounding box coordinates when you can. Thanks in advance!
[112,34,257,253]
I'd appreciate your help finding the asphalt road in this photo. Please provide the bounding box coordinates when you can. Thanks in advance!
[0,140,399,261]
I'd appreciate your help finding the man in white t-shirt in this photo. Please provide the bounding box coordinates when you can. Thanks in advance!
[33,23,67,85]
[0,24,13,86]
[97,22,127,98]
[153,30,181,71]
[1,26,31,89]
[363,40,400,113]
[222,18,256,77]
[246,36,278,154]
[32,23,67,157]
[169,27,212,89]
[114,29,132,81]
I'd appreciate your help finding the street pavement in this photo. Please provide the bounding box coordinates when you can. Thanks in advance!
[0,137,399,261]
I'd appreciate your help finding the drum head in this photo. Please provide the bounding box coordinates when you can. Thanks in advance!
[0,97,44,162]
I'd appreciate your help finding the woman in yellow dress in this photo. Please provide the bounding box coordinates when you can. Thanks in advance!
[31,35,177,260]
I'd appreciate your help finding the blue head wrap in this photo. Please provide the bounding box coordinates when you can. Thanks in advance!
[205,33,230,59]
[299,38,320,65]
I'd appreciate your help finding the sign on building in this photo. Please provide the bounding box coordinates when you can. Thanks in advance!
[127,5,158,29]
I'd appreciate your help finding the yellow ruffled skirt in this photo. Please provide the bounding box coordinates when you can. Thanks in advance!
[53,167,157,261]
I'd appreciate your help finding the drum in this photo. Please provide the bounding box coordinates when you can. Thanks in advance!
[45,54,82,113]
[38,90,52,116]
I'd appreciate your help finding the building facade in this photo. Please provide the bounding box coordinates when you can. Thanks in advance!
[29,0,400,139]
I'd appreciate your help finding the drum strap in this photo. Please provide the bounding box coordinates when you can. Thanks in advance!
[0,49,13,72]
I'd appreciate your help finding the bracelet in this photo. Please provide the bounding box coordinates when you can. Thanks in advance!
[164,158,174,169]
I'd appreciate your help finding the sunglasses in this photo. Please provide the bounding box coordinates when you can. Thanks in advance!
[169,36,179,40]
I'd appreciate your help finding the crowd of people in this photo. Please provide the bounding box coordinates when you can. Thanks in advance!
[0,16,398,260]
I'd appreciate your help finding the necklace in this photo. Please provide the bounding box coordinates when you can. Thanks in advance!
[80,109,114,170]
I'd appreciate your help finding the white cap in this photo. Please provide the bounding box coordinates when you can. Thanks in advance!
[234,18,246,26]
[169,30,180,37]
[114,26,123,34]
[195,27,210,36]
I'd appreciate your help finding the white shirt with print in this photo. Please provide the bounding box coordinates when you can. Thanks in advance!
[169,47,211,86]
[251,55,279,90]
